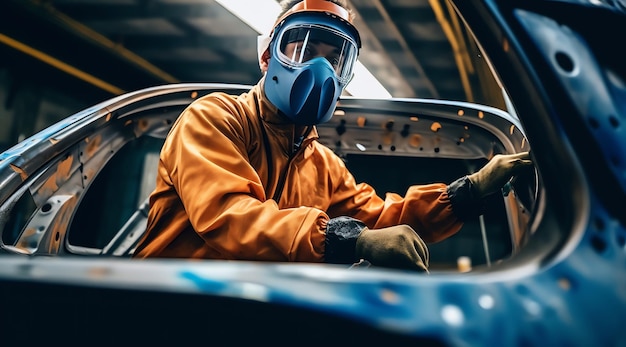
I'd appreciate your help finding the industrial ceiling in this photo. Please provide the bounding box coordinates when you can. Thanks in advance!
[1,0,484,105]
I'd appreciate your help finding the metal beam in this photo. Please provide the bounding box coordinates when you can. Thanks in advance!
[15,0,179,84]
[0,33,125,95]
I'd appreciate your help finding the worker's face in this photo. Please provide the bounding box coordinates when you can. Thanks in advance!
[282,40,342,70]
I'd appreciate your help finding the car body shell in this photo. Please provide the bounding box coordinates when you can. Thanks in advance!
[0,0,624,345]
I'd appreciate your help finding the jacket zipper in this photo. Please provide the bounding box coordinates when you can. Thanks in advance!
[271,128,311,202]
[256,102,313,203]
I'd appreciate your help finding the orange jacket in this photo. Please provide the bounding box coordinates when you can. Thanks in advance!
[133,81,463,262]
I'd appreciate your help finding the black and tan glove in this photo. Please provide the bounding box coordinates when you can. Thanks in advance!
[448,151,533,221]
[324,216,429,272]
[468,151,533,198]
[355,225,429,272]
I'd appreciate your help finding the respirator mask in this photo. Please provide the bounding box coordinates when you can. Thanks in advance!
[262,7,361,125]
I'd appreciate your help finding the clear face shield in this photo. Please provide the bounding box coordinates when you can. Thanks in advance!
[274,23,359,86]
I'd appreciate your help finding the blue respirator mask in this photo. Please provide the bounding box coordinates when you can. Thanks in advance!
[263,12,361,125]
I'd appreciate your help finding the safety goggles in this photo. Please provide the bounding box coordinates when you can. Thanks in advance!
[274,23,359,85]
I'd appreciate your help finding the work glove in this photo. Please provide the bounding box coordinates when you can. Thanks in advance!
[355,225,429,272]
[467,151,533,198]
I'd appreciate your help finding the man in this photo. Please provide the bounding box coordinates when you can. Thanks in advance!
[132,0,532,272]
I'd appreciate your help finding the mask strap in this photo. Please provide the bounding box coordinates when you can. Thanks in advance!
[257,34,271,64]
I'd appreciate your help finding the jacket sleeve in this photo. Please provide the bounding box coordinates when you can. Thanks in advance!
[325,152,475,243]
[161,96,327,262]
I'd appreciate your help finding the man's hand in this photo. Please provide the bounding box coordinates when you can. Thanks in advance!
[468,152,533,198]
[355,225,429,272]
